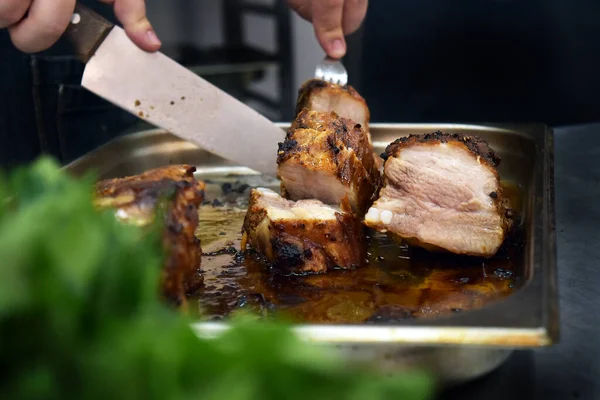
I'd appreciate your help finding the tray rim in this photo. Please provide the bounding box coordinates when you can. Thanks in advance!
[65,122,558,349]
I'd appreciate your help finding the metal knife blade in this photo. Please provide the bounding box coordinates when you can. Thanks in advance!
[66,4,284,176]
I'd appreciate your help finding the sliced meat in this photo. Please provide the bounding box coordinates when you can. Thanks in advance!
[94,165,205,305]
[364,132,512,258]
[296,78,370,133]
[277,109,380,215]
[241,188,365,274]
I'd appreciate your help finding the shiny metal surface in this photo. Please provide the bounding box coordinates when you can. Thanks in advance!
[315,56,348,86]
[65,123,557,384]
[80,26,285,176]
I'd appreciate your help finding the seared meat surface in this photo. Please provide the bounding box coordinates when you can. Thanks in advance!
[296,78,370,133]
[364,132,511,258]
[277,109,380,215]
[241,188,365,274]
[94,165,205,305]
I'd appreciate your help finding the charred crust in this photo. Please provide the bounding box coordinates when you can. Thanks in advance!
[289,110,369,162]
[326,135,341,155]
[95,165,205,306]
[241,195,267,235]
[277,139,299,164]
[332,119,349,135]
[299,78,328,93]
[243,189,366,274]
[278,139,298,153]
[280,109,380,215]
[383,131,501,168]
[292,121,309,130]
[296,78,361,98]
[303,249,313,259]
[295,78,367,119]
[277,101,381,217]
[271,238,305,268]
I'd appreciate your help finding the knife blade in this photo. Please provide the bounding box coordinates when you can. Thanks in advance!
[65,4,284,176]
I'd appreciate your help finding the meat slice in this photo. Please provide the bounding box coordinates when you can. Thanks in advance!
[241,188,365,274]
[364,132,512,258]
[94,165,205,305]
[296,78,370,133]
[277,109,380,215]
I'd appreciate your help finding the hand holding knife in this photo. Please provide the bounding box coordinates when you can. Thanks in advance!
[64,3,284,177]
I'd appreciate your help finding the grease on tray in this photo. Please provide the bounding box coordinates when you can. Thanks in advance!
[192,177,524,324]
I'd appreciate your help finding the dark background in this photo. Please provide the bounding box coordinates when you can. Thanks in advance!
[358,1,600,125]
[2,0,600,165]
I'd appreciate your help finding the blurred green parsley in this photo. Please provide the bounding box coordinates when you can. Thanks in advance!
[0,157,434,400]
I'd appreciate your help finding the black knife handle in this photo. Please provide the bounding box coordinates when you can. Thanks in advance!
[64,3,114,64]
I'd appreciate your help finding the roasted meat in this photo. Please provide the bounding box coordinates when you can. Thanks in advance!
[241,188,365,274]
[364,132,512,258]
[296,78,370,133]
[277,109,380,215]
[94,165,205,305]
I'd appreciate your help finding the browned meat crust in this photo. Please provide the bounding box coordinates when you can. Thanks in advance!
[365,133,512,257]
[382,131,501,168]
[94,165,205,305]
[290,109,378,174]
[241,188,366,274]
[296,79,370,128]
[277,110,380,215]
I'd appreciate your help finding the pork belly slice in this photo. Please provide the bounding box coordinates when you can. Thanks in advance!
[296,78,370,133]
[241,188,365,274]
[94,165,205,305]
[364,132,512,258]
[277,109,380,215]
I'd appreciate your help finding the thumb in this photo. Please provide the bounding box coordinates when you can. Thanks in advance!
[112,0,161,52]
[312,0,346,59]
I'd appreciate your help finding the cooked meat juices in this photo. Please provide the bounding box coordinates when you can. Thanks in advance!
[241,188,365,274]
[296,78,371,133]
[277,109,380,215]
[364,132,512,258]
[94,165,205,305]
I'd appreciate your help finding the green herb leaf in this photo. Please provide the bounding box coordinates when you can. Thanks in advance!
[0,157,434,400]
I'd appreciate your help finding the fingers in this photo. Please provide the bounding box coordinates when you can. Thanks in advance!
[312,0,345,59]
[113,0,161,52]
[8,0,76,53]
[286,0,312,22]
[341,0,368,36]
[2,0,159,53]
[287,0,368,58]
[0,0,31,29]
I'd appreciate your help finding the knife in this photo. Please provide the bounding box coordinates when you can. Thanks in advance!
[65,4,284,176]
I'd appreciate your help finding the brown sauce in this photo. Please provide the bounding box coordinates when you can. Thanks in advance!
[192,179,524,324]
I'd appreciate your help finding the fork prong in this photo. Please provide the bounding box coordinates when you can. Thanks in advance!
[314,56,348,86]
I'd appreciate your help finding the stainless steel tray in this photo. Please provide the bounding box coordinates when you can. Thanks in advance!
[65,123,557,385]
